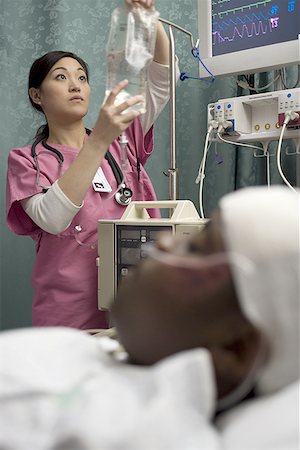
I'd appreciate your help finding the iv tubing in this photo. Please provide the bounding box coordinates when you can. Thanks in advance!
[119,132,128,172]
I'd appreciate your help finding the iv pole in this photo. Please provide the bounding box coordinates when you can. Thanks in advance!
[159,17,199,200]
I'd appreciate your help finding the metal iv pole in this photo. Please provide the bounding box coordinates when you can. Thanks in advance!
[159,17,199,200]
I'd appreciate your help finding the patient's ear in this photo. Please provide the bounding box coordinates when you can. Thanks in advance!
[209,325,267,403]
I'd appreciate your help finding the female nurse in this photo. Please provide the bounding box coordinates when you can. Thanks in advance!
[6,0,177,330]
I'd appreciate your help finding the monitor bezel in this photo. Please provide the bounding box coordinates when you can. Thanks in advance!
[197,0,300,78]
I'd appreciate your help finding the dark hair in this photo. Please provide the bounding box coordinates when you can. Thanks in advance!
[28,51,89,143]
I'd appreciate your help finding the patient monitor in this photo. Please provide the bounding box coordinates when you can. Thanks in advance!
[97,200,207,310]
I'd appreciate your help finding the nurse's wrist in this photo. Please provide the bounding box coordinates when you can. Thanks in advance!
[84,133,108,157]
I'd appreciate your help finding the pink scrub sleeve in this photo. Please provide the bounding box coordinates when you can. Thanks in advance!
[6,147,52,236]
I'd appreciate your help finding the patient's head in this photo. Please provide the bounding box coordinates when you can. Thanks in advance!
[111,186,299,402]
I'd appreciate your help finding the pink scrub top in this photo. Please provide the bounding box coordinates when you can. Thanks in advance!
[6,119,159,329]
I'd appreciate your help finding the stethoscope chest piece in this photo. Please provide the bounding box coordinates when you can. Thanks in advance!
[115,183,133,206]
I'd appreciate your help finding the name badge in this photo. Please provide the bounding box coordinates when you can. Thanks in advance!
[92,167,112,192]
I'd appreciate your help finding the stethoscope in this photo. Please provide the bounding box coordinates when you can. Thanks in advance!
[31,128,133,206]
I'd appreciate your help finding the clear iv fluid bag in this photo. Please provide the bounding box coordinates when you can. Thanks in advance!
[106,4,159,113]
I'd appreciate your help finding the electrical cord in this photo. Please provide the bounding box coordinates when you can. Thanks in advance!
[280,66,300,89]
[237,73,281,92]
[215,120,264,152]
[295,138,300,155]
[276,111,299,193]
[216,122,273,187]
[195,124,215,219]
[219,127,273,186]
[266,148,271,188]
[216,132,265,153]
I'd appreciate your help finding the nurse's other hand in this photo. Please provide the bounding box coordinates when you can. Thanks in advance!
[92,80,143,149]
[125,0,155,10]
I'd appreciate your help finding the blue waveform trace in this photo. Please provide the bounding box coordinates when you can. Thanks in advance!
[213,20,274,44]
[213,10,272,32]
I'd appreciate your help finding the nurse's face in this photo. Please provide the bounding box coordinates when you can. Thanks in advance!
[30,57,91,123]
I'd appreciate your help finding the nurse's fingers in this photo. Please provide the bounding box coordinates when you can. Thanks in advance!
[115,94,145,115]
[104,80,129,107]
[118,107,142,127]
[104,80,144,115]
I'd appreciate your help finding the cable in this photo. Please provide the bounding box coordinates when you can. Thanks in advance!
[280,66,300,89]
[237,73,281,92]
[295,138,300,155]
[192,47,215,82]
[180,47,215,84]
[217,129,272,186]
[276,111,299,193]
[276,123,293,190]
[266,149,271,188]
[195,125,215,219]
[216,132,264,153]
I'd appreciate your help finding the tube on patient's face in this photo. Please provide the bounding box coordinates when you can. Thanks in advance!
[142,241,254,275]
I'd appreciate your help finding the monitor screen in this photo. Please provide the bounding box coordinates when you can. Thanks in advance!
[198,0,300,77]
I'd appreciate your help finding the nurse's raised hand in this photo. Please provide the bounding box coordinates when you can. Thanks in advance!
[92,80,143,150]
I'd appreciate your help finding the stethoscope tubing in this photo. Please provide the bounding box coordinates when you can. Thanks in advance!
[31,130,132,206]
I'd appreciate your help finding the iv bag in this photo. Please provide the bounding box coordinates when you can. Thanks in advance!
[106,4,159,113]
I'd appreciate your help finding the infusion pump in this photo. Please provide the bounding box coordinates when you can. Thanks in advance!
[97,200,207,311]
